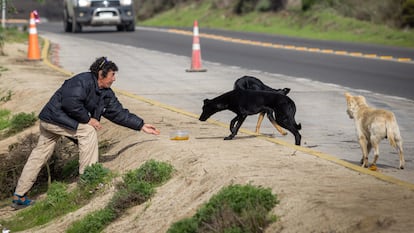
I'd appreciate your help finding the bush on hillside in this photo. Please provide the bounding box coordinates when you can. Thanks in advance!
[0,134,80,200]
[302,0,319,11]
[302,0,406,28]
[6,112,37,136]
[402,0,414,27]
[233,0,288,14]
[168,184,279,233]
[67,160,174,233]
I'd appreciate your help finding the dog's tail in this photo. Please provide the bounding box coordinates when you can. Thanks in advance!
[385,117,399,148]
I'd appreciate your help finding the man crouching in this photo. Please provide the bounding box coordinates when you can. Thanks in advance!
[12,56,160,209]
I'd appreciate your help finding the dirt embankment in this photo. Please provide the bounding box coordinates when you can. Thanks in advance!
[1,43,414,233]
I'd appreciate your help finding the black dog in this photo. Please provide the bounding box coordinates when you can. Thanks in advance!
[199,88,302,145]
[233,75,290,95]
[234,76,290,135]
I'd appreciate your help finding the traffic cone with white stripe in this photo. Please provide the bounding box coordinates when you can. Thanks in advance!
[27,10,41,60]
[186,20,207,72]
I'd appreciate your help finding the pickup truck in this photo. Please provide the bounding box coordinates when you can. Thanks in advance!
[63,0,136,32]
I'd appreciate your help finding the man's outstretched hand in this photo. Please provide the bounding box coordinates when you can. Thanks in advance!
[141,123,160,135]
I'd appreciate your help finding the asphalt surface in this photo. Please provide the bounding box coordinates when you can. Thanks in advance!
[39,29,414,186]
[37,22,414,100]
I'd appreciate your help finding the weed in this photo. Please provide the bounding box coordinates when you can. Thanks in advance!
[67,207,116,233]
[0,163,113,231]
[44,182,72,207]
[168,184,278,233]
[79,163,111,187]
[0,134,39,200]
[0,26,28,43]
[61,159,80,180]
[125,159,174,185]
[1,182,79,231]
[67,160,174,233]
[0,90,12,102]
[0,109,11,130]
[0,134,114,201]
[78,163,113,199]
[5,112,37,136]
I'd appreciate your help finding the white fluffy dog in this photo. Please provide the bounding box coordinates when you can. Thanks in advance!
[345,93,404,169]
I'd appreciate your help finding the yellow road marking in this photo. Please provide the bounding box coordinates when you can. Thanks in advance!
[168,29,413,63]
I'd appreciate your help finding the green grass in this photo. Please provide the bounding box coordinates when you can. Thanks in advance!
[67,207,116,233]
[0,91,35,136]
[0,164,113,232]
[167,184,279,233]
[67,160,174,233]
[4,183,80,231]
[4,112,37,136]
[0,27,28,43]
[0,110,38,138]
[140,1,414,48]
[0,109,11,130]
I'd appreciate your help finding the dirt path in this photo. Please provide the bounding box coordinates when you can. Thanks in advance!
[1,43,414,233]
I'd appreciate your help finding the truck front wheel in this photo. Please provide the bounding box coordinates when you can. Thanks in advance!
[116,25,125,31]
[125,22,135,32]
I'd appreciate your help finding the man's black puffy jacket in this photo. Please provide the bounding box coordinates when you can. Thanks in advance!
[39,72,144,131]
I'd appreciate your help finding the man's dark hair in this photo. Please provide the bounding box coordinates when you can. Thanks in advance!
[90,56,118,78]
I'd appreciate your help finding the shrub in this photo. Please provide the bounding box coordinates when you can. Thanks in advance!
[0,163,113,232]
[68,160,174,233]
[255,0,287,12]
[402,0,414,27]
[66,207,116,233]
[0,109,11,130]
[6,112,37,136]
[0,182,79,231]
[79,163,112,190]
[302,0,319,11]
[44,182,72,207]
[112,159,174,213]
[0,26,28,43]
[128,159,174,185]
[0,134,114,201]
[168,184,279,233]
[0,134,39,200]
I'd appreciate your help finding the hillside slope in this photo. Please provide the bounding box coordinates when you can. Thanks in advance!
[1,43,414,232]
[6,0,63,21]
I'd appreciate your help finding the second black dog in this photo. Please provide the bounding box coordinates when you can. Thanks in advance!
[233,75,290,95]
[233,75,290,135]
[199,88,302,145]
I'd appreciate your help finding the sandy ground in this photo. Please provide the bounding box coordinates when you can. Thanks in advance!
[1,43,414,233]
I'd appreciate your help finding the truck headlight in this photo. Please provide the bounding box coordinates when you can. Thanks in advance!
[78,0,91,7]
[120,0,133,6]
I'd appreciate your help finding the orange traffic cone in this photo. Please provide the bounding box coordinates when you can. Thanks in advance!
[186,20,207,72]
[27,11,41,60]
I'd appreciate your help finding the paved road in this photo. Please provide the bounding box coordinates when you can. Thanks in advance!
[38,22,414,100]
[39,30,414,186]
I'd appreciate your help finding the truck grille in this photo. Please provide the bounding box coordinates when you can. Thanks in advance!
[91,1,120,7]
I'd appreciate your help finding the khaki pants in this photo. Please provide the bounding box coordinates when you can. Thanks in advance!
[15,120,98,196]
